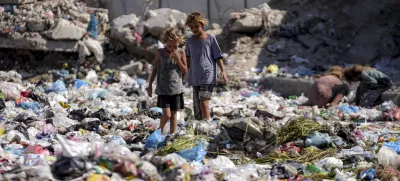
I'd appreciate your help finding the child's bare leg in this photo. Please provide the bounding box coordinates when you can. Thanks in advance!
[170,110,178,134]
[200,99,211,121]
[160,108,171,134]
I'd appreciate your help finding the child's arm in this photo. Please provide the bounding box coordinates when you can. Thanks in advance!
[147,51,159,97]
[216,58,228,82]
[210,35,228,82]
[174,49,187,74]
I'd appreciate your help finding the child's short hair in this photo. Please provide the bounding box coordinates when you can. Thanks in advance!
[163,27,184,44]
[185,12,209,27]
[344,64,364,82]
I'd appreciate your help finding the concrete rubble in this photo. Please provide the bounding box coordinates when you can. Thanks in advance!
[0,0,109,60]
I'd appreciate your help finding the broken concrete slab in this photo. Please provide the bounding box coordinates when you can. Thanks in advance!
[44,19,86,40]
[144,8,187,38]
[0,36,78,52]
[26,18,47,32]
[230,12,263,33]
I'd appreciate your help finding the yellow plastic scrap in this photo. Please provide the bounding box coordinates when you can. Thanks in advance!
[86,174,110,181]
[267,64,279,74]
[59,102,70,108]
[0,126,5,136]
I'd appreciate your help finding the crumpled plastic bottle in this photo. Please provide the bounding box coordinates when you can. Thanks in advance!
[305,132,331,147]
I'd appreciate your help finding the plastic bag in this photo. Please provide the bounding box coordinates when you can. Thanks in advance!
[339,105,359,114]
[0,81,24,100]
[162,153,188,166]
[74,79,90,89]
[88,89,108,99]
[144,129,166,150]
[56,134,91,157]
[52,114,79,128]
[85,70,98,83]
[46,80,67,93]
[18,101,40,111]
[205,156,235,171]
[377,146,400,169]
[383,141,400,154]
[87,14,98,39]
[83,38,104,63]
[178,143,207,163]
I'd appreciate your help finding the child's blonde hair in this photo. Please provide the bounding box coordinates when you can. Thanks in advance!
[185,12,209,27]
[163,27,184,44]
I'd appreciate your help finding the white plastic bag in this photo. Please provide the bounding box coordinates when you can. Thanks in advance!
[83,38,104,63]
[0,82,24,100]
[56,134,92,157]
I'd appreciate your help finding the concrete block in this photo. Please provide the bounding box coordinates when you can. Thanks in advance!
[160,0,208,18]
[0,37,78,52]
[44,19,86,40]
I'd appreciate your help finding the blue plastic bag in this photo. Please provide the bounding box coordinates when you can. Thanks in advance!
[74,79,90,89]
[53,70,69,79]
[46,80,67,93]
[144,129,166,150]
[87,13,98,39]
[108,136,127,145]
[339,105,359,114]
[18,102,40,111]
[88,89,108,99]
[136,78,146,86]
[150,107,163,115]
[178,143,207,163]
[242,91,260,98]
[383,141,400,154]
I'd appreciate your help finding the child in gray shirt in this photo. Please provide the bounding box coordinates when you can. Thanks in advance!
[185,12,228,121]
[147,28,188,134]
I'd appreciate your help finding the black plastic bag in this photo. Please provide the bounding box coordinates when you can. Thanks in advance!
[51,156,88,180]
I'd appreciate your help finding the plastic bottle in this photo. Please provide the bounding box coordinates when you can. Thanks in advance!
[305,132,331,147]
[360,168,375,181]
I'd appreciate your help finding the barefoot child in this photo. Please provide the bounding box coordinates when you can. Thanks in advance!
[147,28,187,134]
[185,12,228,121]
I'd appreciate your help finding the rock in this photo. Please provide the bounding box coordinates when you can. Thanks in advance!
[26,18,47,32]
[267,39,286,53]
[45,19,86,40]
[222,117,263,137]
[230,12,263,33]
[347,46,379,64]
[110,14,139,46]
[265,10,287,33]
[378,36,399,57]
[144,8,187,38]
[120,61,144,76]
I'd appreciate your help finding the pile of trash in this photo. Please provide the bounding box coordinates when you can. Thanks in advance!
[0,69,399,181]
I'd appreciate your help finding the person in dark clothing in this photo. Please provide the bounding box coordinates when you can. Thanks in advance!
[344,65,392,107]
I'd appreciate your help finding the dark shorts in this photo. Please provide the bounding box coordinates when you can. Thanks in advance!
[193,84,215,100]
[157,93,184,110]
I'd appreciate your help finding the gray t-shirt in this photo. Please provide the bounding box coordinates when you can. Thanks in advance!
[155,48,184,95]
[185,34,223,86]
